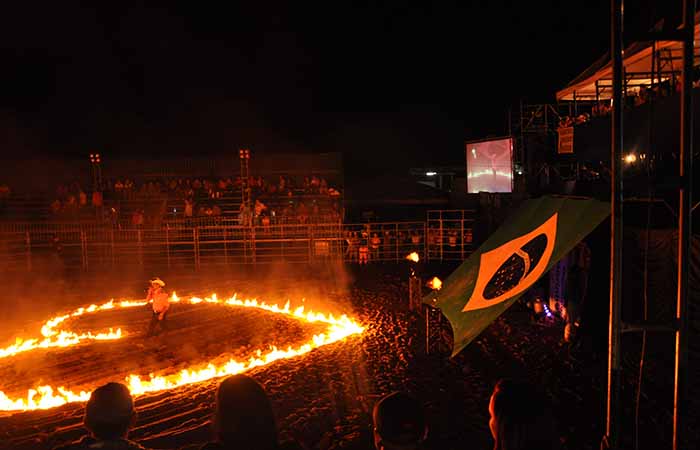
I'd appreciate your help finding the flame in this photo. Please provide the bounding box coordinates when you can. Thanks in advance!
[1,300,130,359]
[427,276,442,290]
[405,252,420,262]
[0,293,364,412]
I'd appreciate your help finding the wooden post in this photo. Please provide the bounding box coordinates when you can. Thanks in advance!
[408,275,422,311]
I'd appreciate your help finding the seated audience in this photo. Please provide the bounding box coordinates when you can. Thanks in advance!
[488,378,558,450]
[372,391,428,450]
[53,382,150,450]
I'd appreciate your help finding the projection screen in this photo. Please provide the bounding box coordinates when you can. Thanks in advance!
[466,137,513,193]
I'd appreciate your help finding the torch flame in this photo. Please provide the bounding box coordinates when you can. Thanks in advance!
[0,292,364,412]
[405,252,420,262]
[427,276,442,290]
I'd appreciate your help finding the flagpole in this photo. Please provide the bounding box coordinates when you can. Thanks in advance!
[605,0,624,447]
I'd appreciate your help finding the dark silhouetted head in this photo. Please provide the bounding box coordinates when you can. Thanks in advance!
[83,382,136,440]
[372,392,427,450]
[213,374,278,450]
[489,378,558,450]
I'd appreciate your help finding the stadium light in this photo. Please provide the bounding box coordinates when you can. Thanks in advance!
[239,148,250,159]
[624,153,637,164]
[426,171,437,176]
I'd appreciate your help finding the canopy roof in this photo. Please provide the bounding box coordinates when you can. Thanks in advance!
[557,16,700,101]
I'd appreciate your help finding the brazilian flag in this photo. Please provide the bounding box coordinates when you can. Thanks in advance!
[424,195,610,356]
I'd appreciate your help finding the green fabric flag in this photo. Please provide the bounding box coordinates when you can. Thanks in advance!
[423,195,610,357]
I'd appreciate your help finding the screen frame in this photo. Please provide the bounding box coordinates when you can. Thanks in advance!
[465,135,514,194]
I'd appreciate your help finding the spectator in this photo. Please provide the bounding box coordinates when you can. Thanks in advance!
[296,201,308,224]
[200,374,279,450]
[238,203,252,226]
[254,199,268,224]
[65,194,78,211]
[79,189,88,207]
[488,378,558,450]
[372,392,428,450]
[0,182,10,200]
[50,199,62,214]
[53,382,150,450]
[92,190,103,207]
[370,233,381,260]
[261,212,271,230]
[565,241,591,344]
[184,198,194,218]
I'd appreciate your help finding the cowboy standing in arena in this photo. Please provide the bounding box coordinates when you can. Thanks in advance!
[146,277,170,337]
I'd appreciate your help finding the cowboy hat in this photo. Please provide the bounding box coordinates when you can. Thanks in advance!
[150,277,165,287]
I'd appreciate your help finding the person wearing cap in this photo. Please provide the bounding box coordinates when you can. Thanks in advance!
[146,277,170,337]
[373,392,428,450]
[52,382,150,450]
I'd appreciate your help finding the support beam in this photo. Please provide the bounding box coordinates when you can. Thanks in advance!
[605,0,624,448]
[673,1,694,448]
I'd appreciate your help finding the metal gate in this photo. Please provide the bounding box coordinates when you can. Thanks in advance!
[426,210,476,261]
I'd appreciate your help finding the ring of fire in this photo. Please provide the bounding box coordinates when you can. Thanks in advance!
[0,293,364,412]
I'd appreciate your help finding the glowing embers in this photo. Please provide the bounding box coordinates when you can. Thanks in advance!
[0,293,364,412]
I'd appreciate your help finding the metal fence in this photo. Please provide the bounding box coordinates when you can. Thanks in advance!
[0,213,475,272]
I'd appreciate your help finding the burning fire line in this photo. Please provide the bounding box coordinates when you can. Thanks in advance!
[0,293,364,412]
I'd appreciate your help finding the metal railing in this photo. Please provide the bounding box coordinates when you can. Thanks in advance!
[0,216,475,272]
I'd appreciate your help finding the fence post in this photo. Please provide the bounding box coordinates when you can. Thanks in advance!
[25,231,32,272]
[194,227,200,270]
[395,223,399,262]
[242,226,248,264]
[251,227,257,265]
[309,224,314,263]
[423,222,428,261]
[81,230,88,271]
[461,215,465,260]
[439,216,444,261]
[223,226,228,266]
[166,225,171,269]
[281,224,285,259]
[138,229,143,267]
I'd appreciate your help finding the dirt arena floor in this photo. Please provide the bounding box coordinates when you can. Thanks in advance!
[0,262,696,450]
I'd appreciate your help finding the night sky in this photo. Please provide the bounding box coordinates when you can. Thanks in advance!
[0,1,682,176]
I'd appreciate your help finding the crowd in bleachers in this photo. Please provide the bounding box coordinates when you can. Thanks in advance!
[49,181,103,218]
[557,74,697,129]
[53,374,558,450]
[31,174,343,226]
[240,175,343,226]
